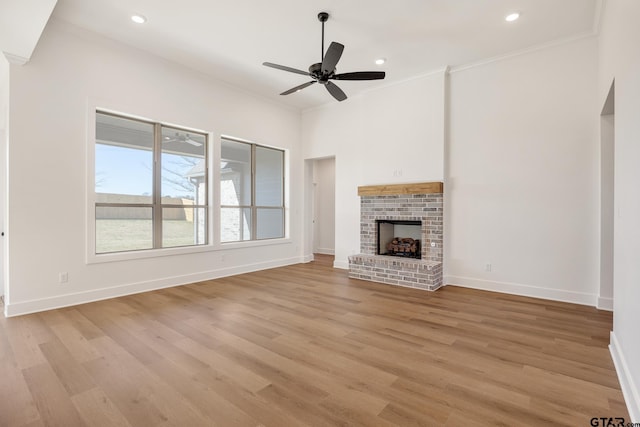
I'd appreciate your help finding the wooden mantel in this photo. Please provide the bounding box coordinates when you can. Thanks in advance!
[358,182,443,196]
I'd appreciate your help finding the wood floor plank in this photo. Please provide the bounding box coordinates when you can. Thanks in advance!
[82,338,171,426]
[71,388,133,427]
[257,383,347,427]
[379,402,448,427]
[48,322,102,364]
[22,363,86,426]
[59,309,105,341]
[4,315,53,370]
[0,254,630,426]
[172,337,272,393]
[184,317,333,402]
[0,315,41,427]
[188,363,312,427]
[0,361,40,426]
[39,337,96,396]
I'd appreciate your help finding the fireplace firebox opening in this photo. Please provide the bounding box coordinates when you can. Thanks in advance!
[376,220,422,259]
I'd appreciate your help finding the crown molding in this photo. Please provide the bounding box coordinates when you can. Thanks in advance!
[3,52,29,65]
[449,31,596,74]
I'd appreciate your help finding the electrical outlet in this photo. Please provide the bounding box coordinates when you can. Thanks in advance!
[484,264,492,272]
[59,272,68,283]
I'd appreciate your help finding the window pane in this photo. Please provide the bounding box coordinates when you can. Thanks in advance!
[163,207,206,248]
[255,146,283,206]
[96,113,153,203]
[220,140,251,206]
[161,126,206,203]
[96,206,153,253]
[221,207,251,242]
[256,208,284,239]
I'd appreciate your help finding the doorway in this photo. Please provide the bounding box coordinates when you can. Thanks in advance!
[312,157,335,255]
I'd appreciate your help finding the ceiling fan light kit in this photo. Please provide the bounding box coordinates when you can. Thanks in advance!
[263,12,385,102]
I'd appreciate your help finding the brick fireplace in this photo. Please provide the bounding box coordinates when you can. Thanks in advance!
[348,182,443,291]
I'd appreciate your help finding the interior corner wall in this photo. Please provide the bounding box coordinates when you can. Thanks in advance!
[446,37,599,305]
[599,111,614,310]
[301,71,447,268]
[5,19,302,316]
[598,0,640,421]
[0,55,8,130]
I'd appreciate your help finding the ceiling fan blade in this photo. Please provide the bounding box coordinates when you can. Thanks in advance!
[333,71,386,81]
[281,81,316,96]
[325,81,347,102]
[263,62,310,76]
[322,42,344,74]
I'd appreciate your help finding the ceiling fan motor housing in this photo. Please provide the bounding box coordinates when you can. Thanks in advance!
[309,63,334,83]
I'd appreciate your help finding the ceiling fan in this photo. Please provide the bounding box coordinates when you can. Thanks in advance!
[263,12,385,102]
[163,132,203,147]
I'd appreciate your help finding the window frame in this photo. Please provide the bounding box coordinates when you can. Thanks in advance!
[220,137,285,243]
[93,110,209,256]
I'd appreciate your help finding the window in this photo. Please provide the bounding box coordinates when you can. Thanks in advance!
[220,138,284,242]
[95,112,208,254]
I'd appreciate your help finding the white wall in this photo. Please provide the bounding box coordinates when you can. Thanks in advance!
[0,55,8,300]
[312,157,335,255]
[446,37,600,306]
[5,19,302,316]
[599,0,640,420]
[0,55,7,130]
[302,71,447,267]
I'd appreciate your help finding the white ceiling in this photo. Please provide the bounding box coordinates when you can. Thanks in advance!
[8,0,600,110]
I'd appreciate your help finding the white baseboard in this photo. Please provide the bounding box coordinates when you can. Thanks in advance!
[314,248,335,255]
[4,256,305,317]
[610,331,640,422]
[445,275,598,307]
[302,254,314,263]
[334,260,349,269]
[597,296,614,311]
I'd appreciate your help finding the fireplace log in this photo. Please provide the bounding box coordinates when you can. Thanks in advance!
[386,237,419,256]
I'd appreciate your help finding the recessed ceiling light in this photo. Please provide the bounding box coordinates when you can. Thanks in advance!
[375,58,386,65]
[505,12,520,22]
[131,14,147,24]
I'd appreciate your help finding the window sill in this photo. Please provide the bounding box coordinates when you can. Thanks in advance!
[218,237,292,250]
[86,238,292,264]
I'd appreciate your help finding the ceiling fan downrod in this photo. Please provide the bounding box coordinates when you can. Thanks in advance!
[318,12,328,63]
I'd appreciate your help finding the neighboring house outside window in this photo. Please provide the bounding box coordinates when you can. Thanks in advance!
[220,138,285,242]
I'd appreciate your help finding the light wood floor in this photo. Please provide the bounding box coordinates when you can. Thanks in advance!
[0,255,629,426]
